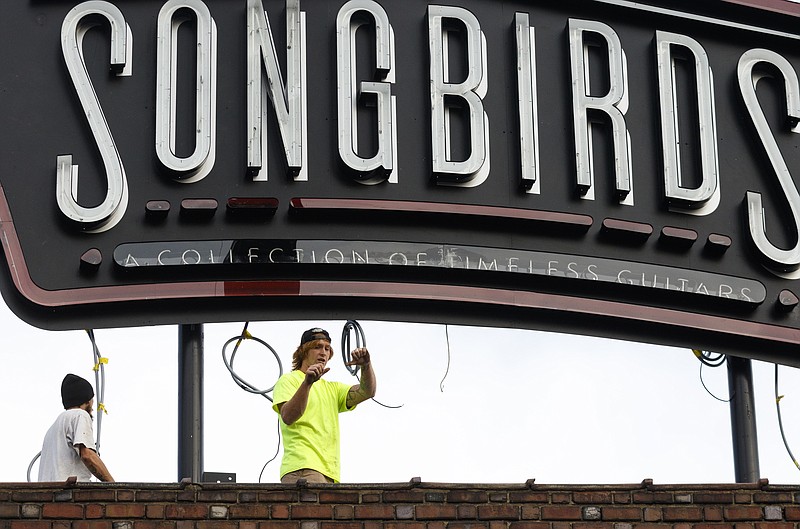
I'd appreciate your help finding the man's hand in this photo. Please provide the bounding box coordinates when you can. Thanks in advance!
[346,347,377,408]
[304,362,330,385]
[345,347,371,367]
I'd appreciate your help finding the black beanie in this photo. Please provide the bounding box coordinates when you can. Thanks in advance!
[61,374,94,409]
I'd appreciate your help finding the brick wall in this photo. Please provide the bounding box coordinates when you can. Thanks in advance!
[1,478,798,529]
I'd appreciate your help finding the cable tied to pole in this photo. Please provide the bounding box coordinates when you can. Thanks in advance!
[222,322,283,402]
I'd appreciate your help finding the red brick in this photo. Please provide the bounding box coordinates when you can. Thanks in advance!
[272,504,290,519]
[85,504,104,519]
[354,505,394,519]
[256,522,300,529]
[0,505,19,518]
[448,523,489,529]
[229,504,271,519]
[384,523,426,529]
[510,523,550,529]
[602,507,641,521]
[383,491,425,503]
[42,503,83,519]
[73,490,116,502]
[71,523,113,529]
[259,491,297,503]
[705,506,724,521]
[753,493,793,504]
[662,507,704,522]
[11,492,52,502]
[320,491,360,504]
[520,506,540,520]
[449,491,489,503]
[458,505,478,519]
[755,523,793,529]
[734,494,753,504]
[477,505,520,521]
[197,491,238,503]
[415,505,459,520]
[786,506,800,521]
[320,523,362,529]
[541,506,582,521]
[165,504,209,519]
[117,490,135,501]
[291,505,334,519]
[147,504,166,519]
[334,505,354,520]
[644,508,662,522]
[132,523,177,529]
[136,491,178,502]
[613,493,632,504]
[509,492,548,503]
[574,523,613,529]
[573,492,613,504]
[724,507,763,521]
[10,523,53,529]
[694,524,734,529]
[695,494,734,504]
[197,522,238,529]
[105,503,147,518]
[551,494,571,504]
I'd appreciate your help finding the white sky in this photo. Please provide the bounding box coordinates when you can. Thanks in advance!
[1,298,799,485]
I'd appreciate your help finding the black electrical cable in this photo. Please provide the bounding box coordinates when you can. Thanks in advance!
[440,324,451,392]
[222,322,283,402]
[340,320,403,409]
[258,417,282,483]
[775,364,800,472]
[699,363,731,403]
[692,348,730,402]
[222,322,284,480]
[692,348,726,368]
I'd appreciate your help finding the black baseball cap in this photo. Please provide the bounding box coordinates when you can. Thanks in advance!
[301,327,331,346]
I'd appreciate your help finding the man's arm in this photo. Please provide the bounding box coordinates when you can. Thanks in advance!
[279,363,329,425]
[346,348,377,408]
[78,444,114,482]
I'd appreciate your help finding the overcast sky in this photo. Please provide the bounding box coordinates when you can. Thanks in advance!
[1,297,799,485]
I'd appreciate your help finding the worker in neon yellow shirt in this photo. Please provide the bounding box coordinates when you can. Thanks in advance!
[272,327,377,483]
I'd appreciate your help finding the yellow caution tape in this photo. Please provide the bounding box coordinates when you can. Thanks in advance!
[97,402,108,415]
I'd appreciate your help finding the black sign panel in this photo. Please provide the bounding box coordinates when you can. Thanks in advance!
[2,0,800,365]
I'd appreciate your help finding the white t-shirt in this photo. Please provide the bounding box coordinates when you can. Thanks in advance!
[38,409,96,482]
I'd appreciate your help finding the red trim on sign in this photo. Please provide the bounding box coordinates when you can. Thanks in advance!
[289,197,594,229]
[720,0,800,16]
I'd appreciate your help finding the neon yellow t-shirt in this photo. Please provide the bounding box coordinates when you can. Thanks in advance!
[272,370,354,482]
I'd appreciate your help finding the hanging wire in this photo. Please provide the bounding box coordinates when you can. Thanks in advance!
[775,364,800,472]
[222,322,284,479]
[222,322,283,402]
[692,348,727,367]
[692,349,730,402]
[440,324,451,392]
[341,320,403,409]
[87,329,108,455]
[258,417,282,483]
[27,330,108,482]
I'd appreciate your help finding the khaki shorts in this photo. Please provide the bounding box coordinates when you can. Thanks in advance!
[281,468,334,484]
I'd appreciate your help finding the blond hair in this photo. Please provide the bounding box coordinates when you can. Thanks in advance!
[292,339,335,371]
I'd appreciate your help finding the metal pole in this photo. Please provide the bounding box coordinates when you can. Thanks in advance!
[727,355,760,483]
[178,323,204,482]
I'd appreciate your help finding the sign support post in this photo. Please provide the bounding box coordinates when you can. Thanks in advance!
[178,323,204,482]
[727,355,760,483]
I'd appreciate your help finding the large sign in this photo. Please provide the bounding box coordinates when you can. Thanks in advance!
[2,0,800,364]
